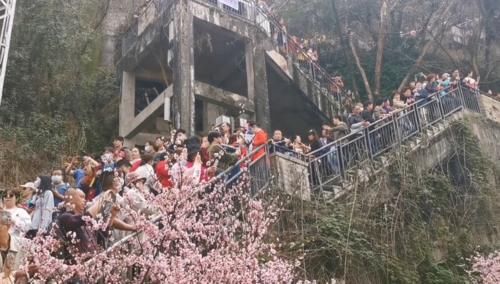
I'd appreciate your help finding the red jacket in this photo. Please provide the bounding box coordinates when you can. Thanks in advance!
[252,129,268,161]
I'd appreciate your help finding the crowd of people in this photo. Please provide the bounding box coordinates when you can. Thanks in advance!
[257,0,346,99]
[272,70,480,156]
[0,120,276,281]
[0,67,484,281]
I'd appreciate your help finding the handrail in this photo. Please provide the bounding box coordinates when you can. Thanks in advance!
[253,2,344,105]
[308,86,452,157]
[214,139,272,181]
[307,84,482,192]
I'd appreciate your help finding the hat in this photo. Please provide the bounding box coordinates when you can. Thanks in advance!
[126,171,147,186]
[20,182,37,191]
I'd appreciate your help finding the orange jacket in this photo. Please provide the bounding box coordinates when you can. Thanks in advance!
[252,129,268,161]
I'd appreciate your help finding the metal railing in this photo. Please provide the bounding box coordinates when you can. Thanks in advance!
[82,85,482,281]
[306,85,481,192]
[216,141,273,195]
[253,3,344,108]
[202,0,256,21]
[216,85,481,194]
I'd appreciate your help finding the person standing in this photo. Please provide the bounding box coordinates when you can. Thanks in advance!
[51,169,69,207]
[1,190,31,238]
[330,115,350,141]
[0,210,32,283]
[272,130,291,154]
[57,188,98,255]
[112,136,126,162]
[130,147,142,165]
[207,131,240,172]
[248,121,268,161]
[28,176,55,237]
[348,104,369,133]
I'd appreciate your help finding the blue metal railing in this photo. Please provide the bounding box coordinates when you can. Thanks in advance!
[306,85,481,192]
[214,85,482,195]
[215,141,273,195]
[216,85,481,194]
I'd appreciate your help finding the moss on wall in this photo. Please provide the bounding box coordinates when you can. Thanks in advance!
[277,120,500,283]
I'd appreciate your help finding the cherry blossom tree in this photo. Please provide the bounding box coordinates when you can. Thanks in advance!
[471,251,500,284]
[21,175,295,283]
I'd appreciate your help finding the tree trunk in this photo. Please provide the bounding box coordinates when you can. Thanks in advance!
[397,1,455,92]
[348,32,374,101]
[397,40,433,92]
[476,0,497,83]
[330,0,360,102]
[374,0,389,98]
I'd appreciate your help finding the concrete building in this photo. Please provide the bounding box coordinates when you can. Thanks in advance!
[117,0,340,145]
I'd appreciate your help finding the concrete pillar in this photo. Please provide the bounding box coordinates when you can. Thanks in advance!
[119,71,136,137]
[172,1,195,135]
[252,40,271,132]
[245,41,255,102]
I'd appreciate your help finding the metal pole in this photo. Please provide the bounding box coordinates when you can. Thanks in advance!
[0,0,17,105]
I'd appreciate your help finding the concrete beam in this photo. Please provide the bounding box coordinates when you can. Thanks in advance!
[194,81,254,112]
[190,1,253,38]
[135,68,165,82]
[123,86,173,138]
[266,50,291,78]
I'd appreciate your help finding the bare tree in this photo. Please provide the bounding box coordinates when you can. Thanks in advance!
[373,0,389,98]
[349,30,374,101]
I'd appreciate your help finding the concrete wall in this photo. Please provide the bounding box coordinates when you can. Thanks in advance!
[101,0,143,68]
[468,115,500,165]
[266,50,338,120]
[408,112,500,175]
[271,153,311,201]
[481,95,500,124]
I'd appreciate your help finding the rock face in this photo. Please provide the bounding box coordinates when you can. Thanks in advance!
[101,0,146,69]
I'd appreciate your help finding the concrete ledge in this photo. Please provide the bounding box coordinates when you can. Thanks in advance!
[194,81,254,112]
[481,95,500,124]
[190,0,254,37]
[266,50,291,78]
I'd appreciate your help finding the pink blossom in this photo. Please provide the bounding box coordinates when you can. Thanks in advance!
[21,175,295,282]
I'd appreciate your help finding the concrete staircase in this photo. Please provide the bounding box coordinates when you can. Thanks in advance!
[255,6,342,120]
[233,87,491,201]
